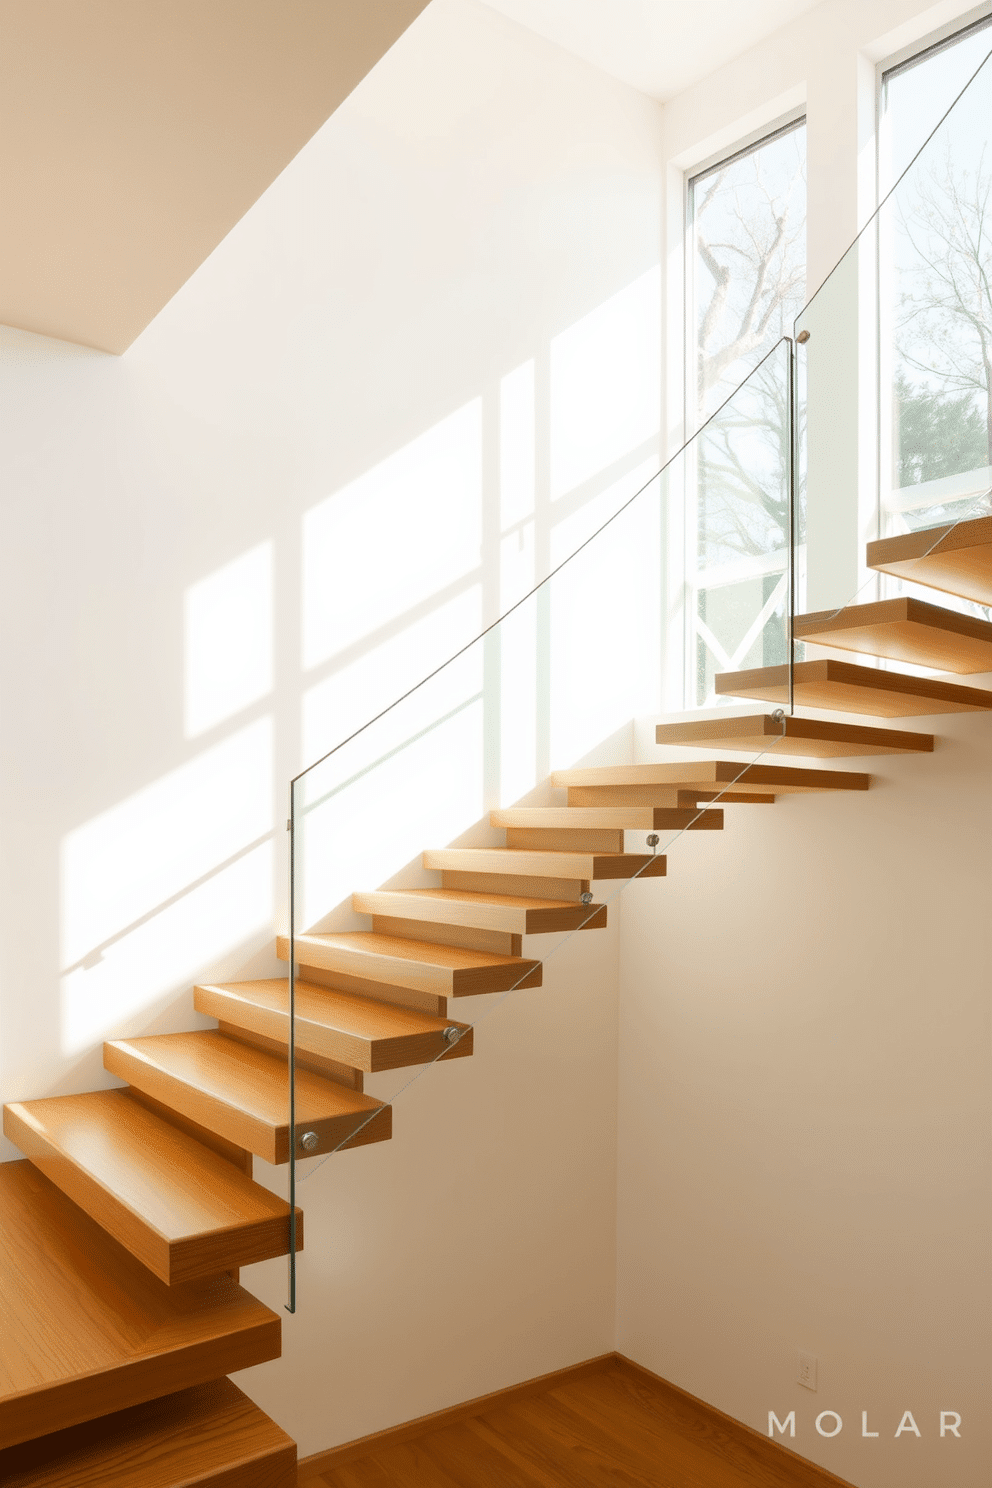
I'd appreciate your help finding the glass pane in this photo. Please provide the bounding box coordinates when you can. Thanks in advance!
[286,348,798,1309]
[689,121,806,428]
[691,340,795,705]
[881,27,992,536]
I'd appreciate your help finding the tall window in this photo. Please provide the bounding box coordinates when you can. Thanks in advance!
[881,17,992,535]
[686,120,807,704]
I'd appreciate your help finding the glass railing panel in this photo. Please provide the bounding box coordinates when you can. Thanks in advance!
[689,339,795,706]
[285,347,798,1310]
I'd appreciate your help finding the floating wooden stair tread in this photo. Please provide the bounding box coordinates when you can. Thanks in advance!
[715,658,992,716]
[795,596,992,673]
[423,846,667,881]
[0,1378,296,1488]
[654,713,933,757]
[104,1030,390,1165]
[353,888,607,935]
[3,1089,301,1286]
[195,978,472,1072]
[0,1160,281,1451]
[552,760,870,795]
[867,514,992,605]
[491,806,723,830]
[278,930,543,996]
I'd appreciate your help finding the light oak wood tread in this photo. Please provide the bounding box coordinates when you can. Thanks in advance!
[552,759,870,798]
[104,1030,390,1165]
[654,712,934,756]
[867,513,992,605]
[0,1378,296,1488]
[491,806,724,830]
[795,595,992,673]
[353,887,607,935]
[423,846,668,882]
[0,1160,281,1452]
[277,930,542,997]
[2,1089,302,1286]
[714,658,992,716]
[195,978,472,1073]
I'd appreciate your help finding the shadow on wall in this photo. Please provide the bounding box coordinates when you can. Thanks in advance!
[32,265,663,1110]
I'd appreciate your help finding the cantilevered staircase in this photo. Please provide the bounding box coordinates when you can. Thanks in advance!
[2,515,991,1484]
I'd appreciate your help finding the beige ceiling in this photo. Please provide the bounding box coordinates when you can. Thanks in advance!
[480,0,823,100]
[0,0,430,353]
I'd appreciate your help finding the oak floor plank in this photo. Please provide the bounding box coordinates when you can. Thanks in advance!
[552,1374,759,1486]
[466,1415,581,1487]
[592,1369,840,1488]
[318,1459,401,1488]
[298,1360,855,1488]
[482,1393,677,1488]
[364,1438,466,1488]
[420,1419,551,1487]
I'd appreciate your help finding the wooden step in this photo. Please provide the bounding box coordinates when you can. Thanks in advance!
[3,1089,302,1286]
[715,658,992,716]
[352,880,609,952]
[195,978,472,1073]
[551,761,870,804]
[504,828,628,852]
[794,596,992,673]
[423,846,667,882]
[353,887,607,935]
[0,1378,296,1488]
[867,514,992,605]
[368,915,524,957]
[439,870,594,901]
[0,1160,281,1451]
[277,930,543,998]
[104,1030,390,1165]
[654,713,933,757]
[492,806,724,830]
[679,790,775,805]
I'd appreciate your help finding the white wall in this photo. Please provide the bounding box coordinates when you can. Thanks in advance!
[0,0,664,1456]
[617,715,992,1488]
[620,4,992,1487]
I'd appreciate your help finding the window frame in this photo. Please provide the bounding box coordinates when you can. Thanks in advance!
[875,7,992,541]
[683,108,807,443]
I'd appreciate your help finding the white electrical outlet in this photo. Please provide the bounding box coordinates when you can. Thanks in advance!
[798,1351,818,1391]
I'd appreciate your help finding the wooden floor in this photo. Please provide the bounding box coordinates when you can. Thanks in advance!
[299,1358,852,1488]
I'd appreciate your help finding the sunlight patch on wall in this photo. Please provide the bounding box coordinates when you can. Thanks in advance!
[61,719,272,971]
[303,401,483,670]
[550,267,661,499]
[499,595,538,806]
[550,465,662,768]
[499,362,538,802]
[501,360,535,531]
[302,587,482,765]
[296,692,484,927]
[61,842,272,1056]
[185,542,273,737]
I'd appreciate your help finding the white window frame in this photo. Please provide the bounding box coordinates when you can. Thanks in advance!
[876,6,992,541]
